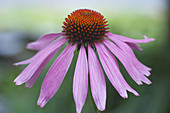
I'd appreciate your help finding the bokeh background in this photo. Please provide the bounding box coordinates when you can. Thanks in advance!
[0,0,169,113]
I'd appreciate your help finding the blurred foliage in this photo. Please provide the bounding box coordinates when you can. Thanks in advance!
[0,10,169,113]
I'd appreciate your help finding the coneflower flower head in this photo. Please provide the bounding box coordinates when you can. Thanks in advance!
[14,9,155,113]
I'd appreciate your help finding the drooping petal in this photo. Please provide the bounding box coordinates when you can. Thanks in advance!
[27,33,63,50]
[126,42,142,51]
[37,43,76,108]
[25,51,57,88]
[73,45,88,113]
[106,32,155,43]
[14,33,64,66]
[14,37,67,85]
[95,43,139,98]
[107,35,151,77]
[104,39,151,85]
[88,45,106,111]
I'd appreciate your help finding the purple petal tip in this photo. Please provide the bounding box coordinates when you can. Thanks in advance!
[122,96,128,99]
[143,35,149,39]
[37,104,44,108]
[133,90,140,96]
[26,42,35,49]
[15,81,22,85]
[143,35,155,41]
[37,96,49,108]
[13,79,17,83]
[98,106,105,111]
[148,81,152,85]
[136,93,140,96]
[122,95,128,99]
[13,63,20,66]
[13,64,17,66]
[37,101,45,108]
[25,84,32,88]
[149,38,156,41]
[136,82,143,85]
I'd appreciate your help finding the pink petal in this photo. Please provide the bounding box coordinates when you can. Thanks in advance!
[106,32,155,43]
[27,33,63,50]
[13,50,48,66]
[37,43,76,108]
[14,33,64,66]
[14,37,67,85]
[104,39,151,85]
[25,50,57,88]
[126,42,142,51]
[107,35,151,77]
[95,43,139,98]
[88,45,106,111]
[13,57,34,66]
[73,45,88,113]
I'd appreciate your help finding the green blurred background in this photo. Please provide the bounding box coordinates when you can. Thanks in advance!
[0,0,169,113]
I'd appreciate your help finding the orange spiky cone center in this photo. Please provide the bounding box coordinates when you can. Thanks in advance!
[62,9,109,45]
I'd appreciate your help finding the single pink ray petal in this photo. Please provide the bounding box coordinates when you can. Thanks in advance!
[106,32,155,43]
[126,42,142,51]
[107,35,151,76]
[73,45,88,113]
[104,39,151,85]
[88,45,106,111]
[27,33,63,50]
[14,37,67,85]
[95,43,139,98]
[37,43,76,108]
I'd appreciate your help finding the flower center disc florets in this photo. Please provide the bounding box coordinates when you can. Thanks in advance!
[62,9,109,45]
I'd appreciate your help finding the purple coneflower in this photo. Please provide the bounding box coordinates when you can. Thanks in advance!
[14,9,155,113]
